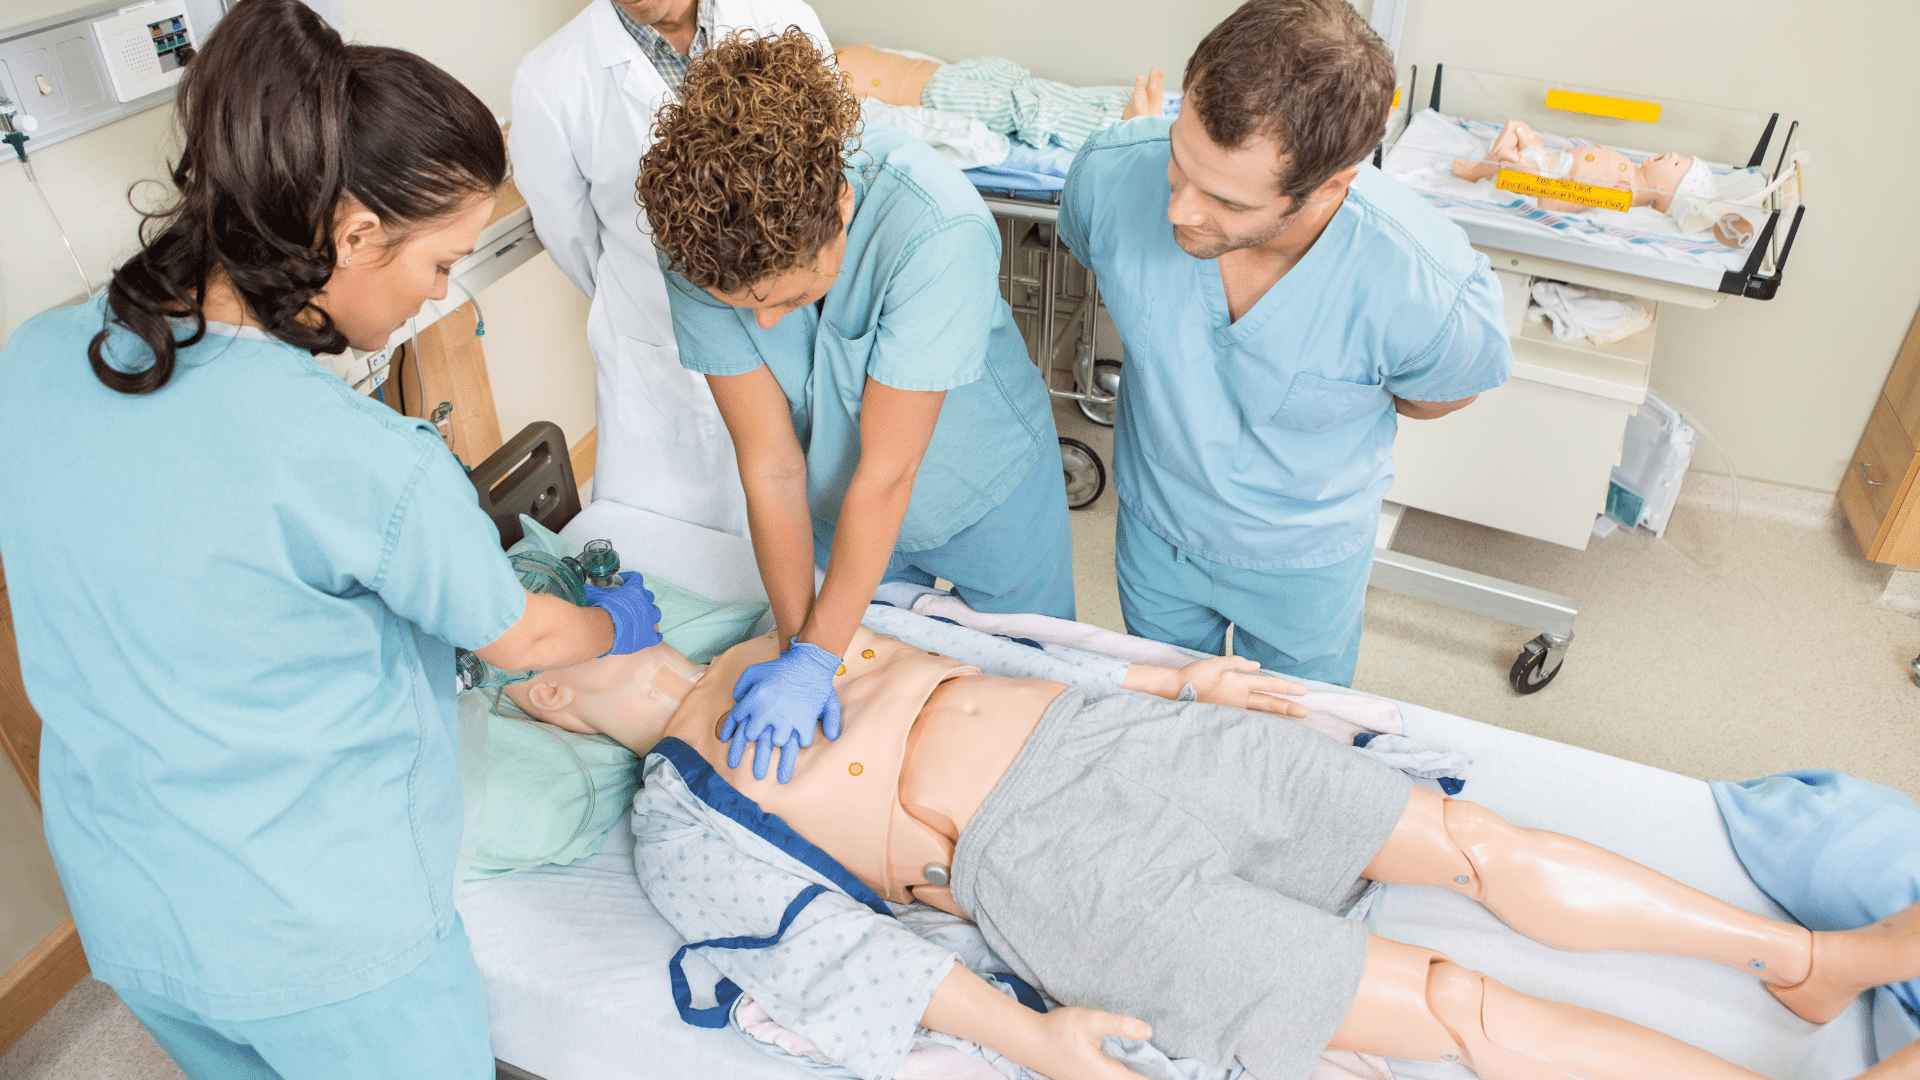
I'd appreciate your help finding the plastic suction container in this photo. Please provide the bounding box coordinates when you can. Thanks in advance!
[578,539,622,587]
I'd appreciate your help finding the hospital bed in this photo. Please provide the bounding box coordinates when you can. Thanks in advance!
[458,429,1875,1080]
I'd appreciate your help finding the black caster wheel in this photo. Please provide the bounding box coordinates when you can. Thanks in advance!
[1076,360,1124,427]
[1509,634,1567,695]
[1060,436,1107,510]
[1910,654,1920,689]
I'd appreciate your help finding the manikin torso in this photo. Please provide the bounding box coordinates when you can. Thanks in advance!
[663,629,1068,915]
[834,45,940,107]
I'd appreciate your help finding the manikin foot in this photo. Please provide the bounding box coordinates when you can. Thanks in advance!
[1770,902,1920,1025]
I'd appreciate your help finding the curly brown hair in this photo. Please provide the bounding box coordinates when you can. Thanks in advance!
[638,28,861,295]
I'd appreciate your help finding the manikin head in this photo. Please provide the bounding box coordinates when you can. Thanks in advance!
[502,644,707,756]
[1167,0,1396,259]
[638,29,862,331]
[1636,152,1698,214]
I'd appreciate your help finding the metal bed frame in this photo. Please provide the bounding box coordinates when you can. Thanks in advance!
[979,191,1580,694]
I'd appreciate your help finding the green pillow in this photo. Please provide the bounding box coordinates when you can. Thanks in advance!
[458,689,638,880]
[510,515,769,663]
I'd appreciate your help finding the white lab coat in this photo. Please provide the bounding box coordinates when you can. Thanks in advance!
[510,0,831,535]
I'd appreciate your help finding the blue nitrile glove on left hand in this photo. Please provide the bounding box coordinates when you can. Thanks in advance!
[584,574,663,657]
[722,642,844,784]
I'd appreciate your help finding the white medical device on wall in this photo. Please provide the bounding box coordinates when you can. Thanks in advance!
[91,3,197,103]
[0,1,345,159]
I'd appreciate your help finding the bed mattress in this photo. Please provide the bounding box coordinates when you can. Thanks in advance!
[462,501,1876,1079]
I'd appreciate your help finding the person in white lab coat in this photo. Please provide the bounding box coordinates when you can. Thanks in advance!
[510,1,830,534]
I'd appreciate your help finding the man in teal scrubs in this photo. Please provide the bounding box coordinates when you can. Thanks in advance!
[1060,0,1512,686]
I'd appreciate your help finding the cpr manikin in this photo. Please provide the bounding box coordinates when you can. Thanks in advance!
[508,636,1920,1080]
[1450,119,1754,246]
[833,44,1166,151]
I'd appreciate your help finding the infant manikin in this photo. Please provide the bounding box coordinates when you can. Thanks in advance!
[505,631,1920,1080]
[1452,119,1752,247]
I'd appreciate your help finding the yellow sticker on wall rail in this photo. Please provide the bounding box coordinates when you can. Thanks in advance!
[1495,169,1634,213]
[1544,88,1662,124]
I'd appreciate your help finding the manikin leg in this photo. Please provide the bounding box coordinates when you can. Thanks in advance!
[1365,788,1920,1024]
[1323,937,1765,1079]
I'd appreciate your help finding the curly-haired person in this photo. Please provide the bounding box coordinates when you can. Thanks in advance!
[638,28,1073,784]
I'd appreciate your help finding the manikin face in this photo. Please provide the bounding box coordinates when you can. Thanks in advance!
[707,183,857,330]
[314,195,495,352]
[504,643,706,754]
[1637,152,1696,211]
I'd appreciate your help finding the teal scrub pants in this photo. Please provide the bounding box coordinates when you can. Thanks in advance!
[113,919,493,1080]
[1116,506,1371,686]
[823,447,1077,621]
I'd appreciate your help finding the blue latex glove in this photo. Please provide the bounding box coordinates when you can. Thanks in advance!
[721,643,844,784]
[583,574,663,656]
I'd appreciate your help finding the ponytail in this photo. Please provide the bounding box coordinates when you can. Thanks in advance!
[88,0,506,393]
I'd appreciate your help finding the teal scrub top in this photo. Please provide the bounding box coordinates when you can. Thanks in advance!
[667,128,1053,553]
[0,298,526,1020]
[1060,119,1513,570]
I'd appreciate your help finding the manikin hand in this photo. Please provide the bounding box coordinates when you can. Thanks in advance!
[1122,69,1165,121]
[1177,655,1310,718]
[1028,1008,1154,1080]
[721,643,844,783]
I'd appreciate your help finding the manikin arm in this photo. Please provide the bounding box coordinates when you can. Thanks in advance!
[1121,655,1311,718]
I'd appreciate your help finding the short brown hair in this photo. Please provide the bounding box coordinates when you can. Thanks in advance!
[1184,0,1395,202]
[638,28,861,294]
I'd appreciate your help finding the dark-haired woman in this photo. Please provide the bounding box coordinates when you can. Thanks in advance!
[0,2,664,1074]
[636,30,1075,786]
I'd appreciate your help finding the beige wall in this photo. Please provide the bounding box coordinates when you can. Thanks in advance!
[0,0,596,974]
[813,0,1918,493]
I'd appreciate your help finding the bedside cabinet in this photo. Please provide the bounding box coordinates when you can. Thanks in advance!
[1842,307,1920,566]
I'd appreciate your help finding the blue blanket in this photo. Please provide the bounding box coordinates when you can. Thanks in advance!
[1711,770,1920,1062]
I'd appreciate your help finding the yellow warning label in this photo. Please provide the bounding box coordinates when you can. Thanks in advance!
[1392,86,1402,112]
[1495,168,1634,213]
[1544,89,1662,124]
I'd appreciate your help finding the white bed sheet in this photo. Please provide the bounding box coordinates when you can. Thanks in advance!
[462,500,1876,1079]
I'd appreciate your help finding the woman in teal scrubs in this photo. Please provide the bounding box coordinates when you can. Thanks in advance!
[637,30,1074,784]
[0,4,662,1075]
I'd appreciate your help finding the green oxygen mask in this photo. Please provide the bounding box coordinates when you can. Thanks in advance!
[456,538,624,691]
